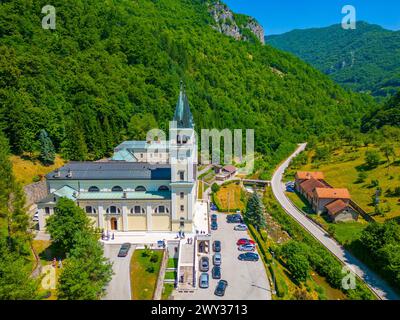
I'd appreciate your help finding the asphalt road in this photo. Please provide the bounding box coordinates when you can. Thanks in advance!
[175,212,272,300]
[271,143,399,300]
[103,243,135,300]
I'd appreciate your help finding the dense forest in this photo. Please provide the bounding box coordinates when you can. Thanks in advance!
[0,0,376,173]
[362,91,400,131]
[267,22,400,98]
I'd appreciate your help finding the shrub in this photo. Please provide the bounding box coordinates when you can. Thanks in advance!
[150,253,159,263]
[211,183,220,193]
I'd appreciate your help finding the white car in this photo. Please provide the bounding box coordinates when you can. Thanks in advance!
[32,212,39,222]
[234,224,248,231]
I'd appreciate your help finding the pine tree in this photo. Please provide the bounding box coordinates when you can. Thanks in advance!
[244,192,266,230]
[61,120,88,161]
[39,129,55,165]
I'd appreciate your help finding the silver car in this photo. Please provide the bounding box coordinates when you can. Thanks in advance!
[238,244,256,252]
[234,224,248,231]
[213,253,222,266]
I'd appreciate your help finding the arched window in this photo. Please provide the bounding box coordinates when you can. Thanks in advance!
[135,186,146,192]
[88,186,100,192]
[155,206,169,214]
[106,206,120,214]
[112,186,123,192]
[131,206,145,214]
[158,185,169,191]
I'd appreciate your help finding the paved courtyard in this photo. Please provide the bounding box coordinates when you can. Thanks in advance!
[103,243,135,300]
[173,212,272,300]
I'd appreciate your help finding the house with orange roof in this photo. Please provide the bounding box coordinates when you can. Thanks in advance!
[293,171,359,222]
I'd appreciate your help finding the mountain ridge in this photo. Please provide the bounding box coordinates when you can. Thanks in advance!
[266,22,400,98]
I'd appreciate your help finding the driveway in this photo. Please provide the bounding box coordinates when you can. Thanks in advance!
[175,212,272,300]
[103,243,135,300]
[271,143,399,300]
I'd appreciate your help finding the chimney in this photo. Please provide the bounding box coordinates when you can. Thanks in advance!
[54,169,60,178]
[66,168,72,178]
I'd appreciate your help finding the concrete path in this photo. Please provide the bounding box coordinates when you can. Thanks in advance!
[103,243,135,300]
[271,143,399,300]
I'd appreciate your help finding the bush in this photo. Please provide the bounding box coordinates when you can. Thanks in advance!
[211,183,220,193]
[150,253,159,263]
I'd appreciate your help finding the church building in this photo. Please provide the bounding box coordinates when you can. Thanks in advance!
[37,84,198,233]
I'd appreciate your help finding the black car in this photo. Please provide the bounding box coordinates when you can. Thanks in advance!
[199,256,209,272]
[117,243,131,257]
[211,214,218,222]
[238,252,259,262]
[211,221,218,230]
[212,266,221,279]
[213,240,221,253]
[214,280,228,297]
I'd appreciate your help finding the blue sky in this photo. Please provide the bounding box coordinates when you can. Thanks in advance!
[224,0,400,35]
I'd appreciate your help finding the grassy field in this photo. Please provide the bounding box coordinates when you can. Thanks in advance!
[286,145,400,222]
[167,258,178,269]
[214,182,246,212]
[130,249,163,300]
[161,283,174,300]
[197,180,204,200]
[11,154,65,186]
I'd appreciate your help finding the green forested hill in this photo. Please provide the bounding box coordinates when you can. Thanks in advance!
[0,0,375,169]
[267,22,400,98]
[362,91,400,131]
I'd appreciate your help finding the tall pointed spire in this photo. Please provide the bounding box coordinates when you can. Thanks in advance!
[173,81,194,128]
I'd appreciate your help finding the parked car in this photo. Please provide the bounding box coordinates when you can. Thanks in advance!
[211,221,218,230]
[213,253,222,266]
[238,244,256,252]
[117,243,131,257]
[211,214,218,222]
[238,252,259,262]
[212,266,221,279]
[199,257,209,272]
[32,212,39,222]
[214,280,228,297]
[234,224,248,231]
[237,238,256,246]
[213,240,221,253]
[199,273,209,289]
[226,214,243,224]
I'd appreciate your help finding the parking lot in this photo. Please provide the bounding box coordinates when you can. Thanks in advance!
[175,212,272,300]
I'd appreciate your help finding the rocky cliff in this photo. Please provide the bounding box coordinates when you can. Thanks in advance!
[207,1,265,44]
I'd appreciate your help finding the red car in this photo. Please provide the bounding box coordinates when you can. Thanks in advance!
[237,238,256,246]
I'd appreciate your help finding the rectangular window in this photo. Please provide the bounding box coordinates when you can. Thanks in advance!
[180,205,184,212]
[179,171,185,181]
[85,206,92,214]
[180,192,184,199]
[45,207,50,215]
[159,206,165,214]
[134,206,141,214]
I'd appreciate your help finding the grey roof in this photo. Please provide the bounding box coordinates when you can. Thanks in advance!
[173,82,194,129]
[46,162,171,180]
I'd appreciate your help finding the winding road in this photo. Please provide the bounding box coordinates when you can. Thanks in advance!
[271,143,399,300]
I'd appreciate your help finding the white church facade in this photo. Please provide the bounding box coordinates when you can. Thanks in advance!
[37,84,198,234]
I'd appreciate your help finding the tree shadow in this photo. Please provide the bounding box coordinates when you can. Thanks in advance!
[39,242,66,262]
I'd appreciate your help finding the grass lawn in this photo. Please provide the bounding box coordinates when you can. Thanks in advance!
[167,258,178,269]
[310,273,346,300]
[289,145,400,222]
[164,271,177,280]
[214,182,246,211]
[197,180,204,200]
[161,283,174,300]
[11,154,65,186]
[130,249,163,300]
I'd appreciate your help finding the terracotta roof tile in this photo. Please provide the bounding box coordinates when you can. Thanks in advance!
[299,178,327,197]
[326,199,348,215]
[296,171,325,180]
[315,188,351,199]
